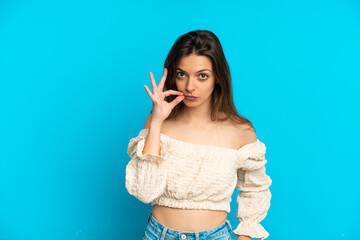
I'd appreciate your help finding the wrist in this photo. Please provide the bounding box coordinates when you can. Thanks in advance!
[149,120,163,130]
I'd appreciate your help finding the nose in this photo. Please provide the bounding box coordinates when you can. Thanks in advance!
[186,77,195,93]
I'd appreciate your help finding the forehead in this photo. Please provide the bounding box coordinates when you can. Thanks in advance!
[177,55,212,71]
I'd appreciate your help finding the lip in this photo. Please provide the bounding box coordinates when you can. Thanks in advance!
[185,95,198,100]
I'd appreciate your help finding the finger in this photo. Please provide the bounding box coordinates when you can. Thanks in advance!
[149,72,157,93]
[143,85,156,102]
[169,95,185,109]
[163,89,184,97]
[158,67,167,91]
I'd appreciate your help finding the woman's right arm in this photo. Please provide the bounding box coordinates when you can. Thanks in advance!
[142,67,184,157]
[142,113,163,156]
[125,68,184,203]
[125,114,167,203]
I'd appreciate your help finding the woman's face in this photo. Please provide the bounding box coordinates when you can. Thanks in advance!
[175,54,215,108]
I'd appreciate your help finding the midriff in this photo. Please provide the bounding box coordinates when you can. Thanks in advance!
[152,204,228,232]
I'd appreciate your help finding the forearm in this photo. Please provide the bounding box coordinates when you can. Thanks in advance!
[142,120,163,156]
[125,120,167,203]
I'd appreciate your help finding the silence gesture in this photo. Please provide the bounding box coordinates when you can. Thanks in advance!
[143,68,185,123]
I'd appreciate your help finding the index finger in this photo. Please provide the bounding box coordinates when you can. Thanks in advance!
[158,67,168,91]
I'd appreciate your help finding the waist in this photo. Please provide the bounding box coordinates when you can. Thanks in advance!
[151,195,231,213]
[152,205,228,232]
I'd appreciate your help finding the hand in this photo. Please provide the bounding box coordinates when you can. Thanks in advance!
[144,67,185,123]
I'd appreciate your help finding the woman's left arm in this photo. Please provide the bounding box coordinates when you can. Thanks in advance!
[233,140,272,240]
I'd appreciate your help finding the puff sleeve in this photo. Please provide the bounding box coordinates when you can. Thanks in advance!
[125,129,168,203]
[234,140,272,239]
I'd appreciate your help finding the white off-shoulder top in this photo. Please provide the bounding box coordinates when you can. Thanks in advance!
[125,128,272,239]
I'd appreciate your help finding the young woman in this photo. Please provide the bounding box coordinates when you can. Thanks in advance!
[125,30,272,240]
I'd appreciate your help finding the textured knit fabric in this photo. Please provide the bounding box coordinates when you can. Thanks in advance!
[125,128,272,239]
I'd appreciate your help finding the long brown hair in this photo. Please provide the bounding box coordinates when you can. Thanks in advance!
[162,30,254,131]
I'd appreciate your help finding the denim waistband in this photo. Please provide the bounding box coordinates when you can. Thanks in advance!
[146,212,232,239]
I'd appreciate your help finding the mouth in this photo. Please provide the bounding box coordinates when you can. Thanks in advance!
[184,95,198,100]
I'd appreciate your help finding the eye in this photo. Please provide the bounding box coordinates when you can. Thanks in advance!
[176,72,186,78]
[199,73,208,80]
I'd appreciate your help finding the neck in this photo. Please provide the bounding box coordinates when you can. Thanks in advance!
[178,102,213,126]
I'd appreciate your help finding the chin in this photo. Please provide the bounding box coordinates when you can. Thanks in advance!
[182,100,201,107]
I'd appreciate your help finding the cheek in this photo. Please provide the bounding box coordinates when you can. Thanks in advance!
[175,81,185,90]
[204,81,216,93]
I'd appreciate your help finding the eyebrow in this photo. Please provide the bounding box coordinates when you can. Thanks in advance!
[176,67,212,73]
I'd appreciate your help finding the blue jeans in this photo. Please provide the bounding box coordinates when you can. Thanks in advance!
[143,212,233,240]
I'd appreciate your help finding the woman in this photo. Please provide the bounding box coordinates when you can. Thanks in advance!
[125,30,272,240]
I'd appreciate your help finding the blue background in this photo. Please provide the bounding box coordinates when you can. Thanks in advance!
[1,0,359,239]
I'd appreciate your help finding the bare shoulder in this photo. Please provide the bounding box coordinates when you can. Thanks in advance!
[143,113,153,129]
[232,122,257,147]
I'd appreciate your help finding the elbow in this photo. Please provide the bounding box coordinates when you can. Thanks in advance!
[138,195,158,204]
[125,168,166,204]
[125,180,160,203]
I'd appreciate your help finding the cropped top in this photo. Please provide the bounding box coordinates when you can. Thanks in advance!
[125,128,272,239]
